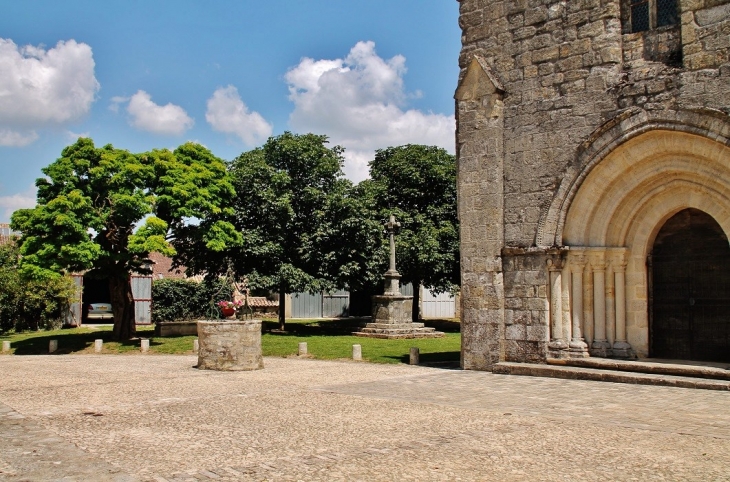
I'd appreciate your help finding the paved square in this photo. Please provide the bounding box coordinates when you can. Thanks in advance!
[1,355,729,481]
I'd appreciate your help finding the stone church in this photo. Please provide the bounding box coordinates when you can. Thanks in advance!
[455,0,730,369]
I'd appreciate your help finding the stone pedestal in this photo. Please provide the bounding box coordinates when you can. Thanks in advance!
[197,320,263,371]
[355,295,444,339]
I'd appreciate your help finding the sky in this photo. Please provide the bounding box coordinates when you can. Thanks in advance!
[0,0,461,223]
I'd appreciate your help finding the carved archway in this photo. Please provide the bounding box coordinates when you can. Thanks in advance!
[556,124,730,358]
[537,107,730,248]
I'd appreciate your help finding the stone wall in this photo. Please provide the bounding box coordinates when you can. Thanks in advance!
[456,0,730,369]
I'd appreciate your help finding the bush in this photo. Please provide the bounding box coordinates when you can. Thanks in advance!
[0,241,77,332]
[152,278,233,323]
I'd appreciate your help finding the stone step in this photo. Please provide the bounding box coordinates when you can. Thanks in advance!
[547,357,730,381]
[354,331,445,339]
[362,323,427,330]
[358,327,436,334]
[493,362,730,391]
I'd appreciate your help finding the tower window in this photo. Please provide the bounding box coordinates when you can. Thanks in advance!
[629,0,678,33]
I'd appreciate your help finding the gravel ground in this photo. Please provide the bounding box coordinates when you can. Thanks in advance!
[1,354,729,481]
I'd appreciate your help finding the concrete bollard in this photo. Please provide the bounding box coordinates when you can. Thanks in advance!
[193,338,199,353]
[140,339,150,353]
[94,339,103,353]
[298,342,308,356]
[409,347,420,365]
[49,340,58,353]
[352,344,362,361]
[1,341,10,353]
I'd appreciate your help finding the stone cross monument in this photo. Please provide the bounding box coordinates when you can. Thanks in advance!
[383,214,402,296]
[355,214,444,339]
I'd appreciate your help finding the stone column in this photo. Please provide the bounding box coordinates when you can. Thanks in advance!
[589,250,611,357]
[561,263,572,342]
[583,261,594,346]
[605,259,615,347]
[547,256,569,358]
[568,250,589,357]
[611,249,633,358]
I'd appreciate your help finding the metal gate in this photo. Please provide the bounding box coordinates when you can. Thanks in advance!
[291,290,350,318]
[291,292,323,318]
[323,290,349,318]
[131,275,152,325]
[422,289,456,318]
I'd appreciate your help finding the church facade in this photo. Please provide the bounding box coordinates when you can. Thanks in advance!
[455,0,730,369]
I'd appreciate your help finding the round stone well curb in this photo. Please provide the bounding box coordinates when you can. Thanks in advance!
[197,319,263,371]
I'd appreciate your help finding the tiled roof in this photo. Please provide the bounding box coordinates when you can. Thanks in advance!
[247,297,278,308]
[148,252,188,280]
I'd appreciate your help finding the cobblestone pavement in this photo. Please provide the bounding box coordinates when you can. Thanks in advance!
[1,355,729,481]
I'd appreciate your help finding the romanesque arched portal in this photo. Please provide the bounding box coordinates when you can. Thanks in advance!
[556,127,730,359]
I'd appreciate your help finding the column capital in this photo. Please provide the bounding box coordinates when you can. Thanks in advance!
[546,256,563,272]
[587,249,606,271]
[568,249,587,271]
[607,248,629,272]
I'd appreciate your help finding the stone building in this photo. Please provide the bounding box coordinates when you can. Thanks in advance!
[455,0,730,369]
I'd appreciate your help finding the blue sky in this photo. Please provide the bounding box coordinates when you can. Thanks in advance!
[0,1,461,223]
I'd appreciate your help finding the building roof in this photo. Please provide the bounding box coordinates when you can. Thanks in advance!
[247,297,278,308]
[148,252,188,280]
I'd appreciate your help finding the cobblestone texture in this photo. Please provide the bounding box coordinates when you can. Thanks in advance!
[1,355,729,481]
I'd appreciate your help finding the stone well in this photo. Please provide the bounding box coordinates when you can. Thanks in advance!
[197,319,263,371]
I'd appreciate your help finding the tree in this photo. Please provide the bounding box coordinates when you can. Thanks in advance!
[10,138,240,340]
[192,132,378,331]
[0,239,77,332]
[360,145,459,322]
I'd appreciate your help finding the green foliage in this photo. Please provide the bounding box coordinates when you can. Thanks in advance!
[359,144,460,295]
[10,138,240,340]
[189,132,380,327]
[0,241,77,332]
[151,278,233,323]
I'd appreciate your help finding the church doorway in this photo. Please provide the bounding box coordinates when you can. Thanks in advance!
[649,209,730,362]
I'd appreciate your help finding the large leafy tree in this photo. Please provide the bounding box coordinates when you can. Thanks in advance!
[360,144,459,322]
[10,138,240,340]
[191,132,379,331]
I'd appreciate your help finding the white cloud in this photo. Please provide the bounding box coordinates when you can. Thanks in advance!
[0,38,99,146]
[205,85,272,146]
[123,90,194,136]
[0,185,36,222]
[66,130,90,141]
[285,41,455,182]
[0,129,39,147]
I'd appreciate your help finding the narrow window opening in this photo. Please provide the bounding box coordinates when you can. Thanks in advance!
[656,0,678,28]
[631,0,650,32]
[628,0,678,33]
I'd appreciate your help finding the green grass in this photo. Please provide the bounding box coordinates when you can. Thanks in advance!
[0,319,461,365]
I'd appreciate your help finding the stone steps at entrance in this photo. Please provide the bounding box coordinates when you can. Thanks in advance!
[493,362,730,391]
[548,357,730,381]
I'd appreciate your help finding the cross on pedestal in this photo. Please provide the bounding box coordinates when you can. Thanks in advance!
[383,214,402,295]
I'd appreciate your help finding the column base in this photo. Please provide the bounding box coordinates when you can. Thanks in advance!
[568,339,590,358]
[611,341,634,359]
[590,340,612,358]
[548,339,570,359]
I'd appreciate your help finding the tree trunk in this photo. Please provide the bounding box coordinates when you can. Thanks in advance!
[412,281,421,323]
[109,275,136,340]
[278,285,286,331]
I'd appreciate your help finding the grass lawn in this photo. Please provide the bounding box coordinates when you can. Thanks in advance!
[0,318,461,365]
